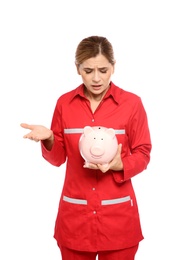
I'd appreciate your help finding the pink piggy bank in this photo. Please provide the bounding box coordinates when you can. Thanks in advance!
[79,126,118,167]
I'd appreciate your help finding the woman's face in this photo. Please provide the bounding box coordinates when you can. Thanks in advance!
[76,54,115,99]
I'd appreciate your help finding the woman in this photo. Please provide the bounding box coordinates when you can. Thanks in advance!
[21,36,152,260]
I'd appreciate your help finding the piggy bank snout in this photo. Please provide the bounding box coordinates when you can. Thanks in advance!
[90,145,104,157]
[79,126,118,165]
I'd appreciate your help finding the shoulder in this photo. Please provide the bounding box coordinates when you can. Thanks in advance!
[56,85,82,105]
[111,82,142,104]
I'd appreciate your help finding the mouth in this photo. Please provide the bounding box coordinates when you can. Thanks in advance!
[91,155,102,159]
[91,85,102,90]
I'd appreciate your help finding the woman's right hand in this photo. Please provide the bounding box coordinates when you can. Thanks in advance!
[20,123,54,143]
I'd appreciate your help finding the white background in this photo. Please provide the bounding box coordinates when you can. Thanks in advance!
[0,0,187,259]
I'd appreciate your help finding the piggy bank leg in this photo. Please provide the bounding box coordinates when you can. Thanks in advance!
[84,161,90,167]
[100,163,109,171]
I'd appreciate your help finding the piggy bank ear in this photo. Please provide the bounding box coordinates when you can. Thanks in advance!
[106,128,116,138]
[83,126,94,136]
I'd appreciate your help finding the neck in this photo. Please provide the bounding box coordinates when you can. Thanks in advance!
[84,86,110,102]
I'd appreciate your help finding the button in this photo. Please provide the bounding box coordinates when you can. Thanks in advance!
[93,211,97,214]
[92,119,94,122]
[92,187,96,191]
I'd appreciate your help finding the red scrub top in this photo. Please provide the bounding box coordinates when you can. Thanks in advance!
[41,82,152,252]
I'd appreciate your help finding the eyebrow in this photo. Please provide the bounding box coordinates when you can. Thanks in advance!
[83,67,108,70]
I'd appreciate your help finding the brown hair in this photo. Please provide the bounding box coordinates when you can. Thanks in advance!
[75,36,115,66]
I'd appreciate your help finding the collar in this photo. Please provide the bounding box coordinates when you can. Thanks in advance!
[70,82,120,105]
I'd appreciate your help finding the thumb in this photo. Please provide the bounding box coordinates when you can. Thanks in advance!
[118,143,122,153]
[20,123,34,130]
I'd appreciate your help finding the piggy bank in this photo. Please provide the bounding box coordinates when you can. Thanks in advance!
[79,126,118,167]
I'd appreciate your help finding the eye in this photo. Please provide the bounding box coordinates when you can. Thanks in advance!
[84,69,92,74]
[100,69,107,73]
[101,138,103,140]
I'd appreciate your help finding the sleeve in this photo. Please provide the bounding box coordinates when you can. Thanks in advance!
[113,97,152,183]
[41,99,67,166]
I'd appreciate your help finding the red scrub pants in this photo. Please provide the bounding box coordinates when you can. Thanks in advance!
[59,244,139,260]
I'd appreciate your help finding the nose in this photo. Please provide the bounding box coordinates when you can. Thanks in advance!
[90,145,104,157]
[92,71,100,82]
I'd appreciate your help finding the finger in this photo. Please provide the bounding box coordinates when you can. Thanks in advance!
[32,138,39,142]
[83,163,98,169]
[23,134,33,139]
[20,123,34,130]
[111,144,121,159]
[27,136,39,142]
[20,123,28,128]
[23,134,34,140]
[118,143,122,153]
[97,164,110,173]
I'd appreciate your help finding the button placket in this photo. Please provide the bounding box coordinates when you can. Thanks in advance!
[91,186,97,215]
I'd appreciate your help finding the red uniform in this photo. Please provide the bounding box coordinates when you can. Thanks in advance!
[41,82,152,252]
